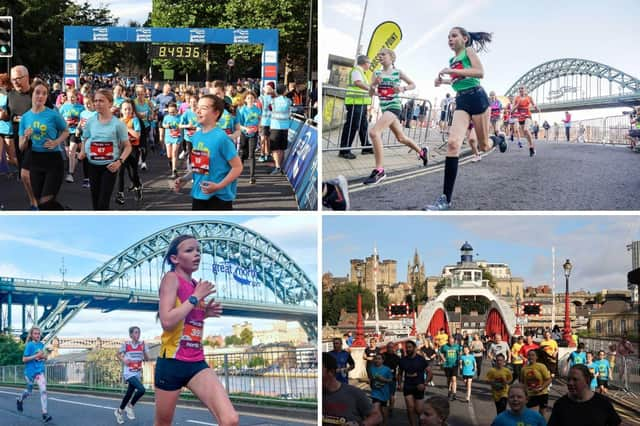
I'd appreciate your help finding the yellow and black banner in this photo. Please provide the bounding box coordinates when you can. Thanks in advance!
[364,21,403,81]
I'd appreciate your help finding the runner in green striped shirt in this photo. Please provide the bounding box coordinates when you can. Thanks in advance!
[365,48,429,185]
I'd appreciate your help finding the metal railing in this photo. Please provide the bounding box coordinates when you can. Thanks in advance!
[322,85,433,153]
[0,349,317,401]
[552,115,636,145]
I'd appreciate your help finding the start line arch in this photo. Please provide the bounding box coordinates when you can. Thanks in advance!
[63,26,279,87]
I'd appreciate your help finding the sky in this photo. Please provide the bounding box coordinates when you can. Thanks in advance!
[83,0,152,25]
[0,214,318,339]
[321,0,640,123]
[323,215,640,293]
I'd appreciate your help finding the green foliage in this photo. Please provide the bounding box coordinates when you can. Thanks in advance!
[225,335,243,346]
[435,278,448,296]
[0,334,24,366]
[443,296,490,315]
[377,289,389,309]
[322,282,374,326]
[479,266,497,289]
[86,348,121,387]
[240,328,253,345]
[248,355,265,368]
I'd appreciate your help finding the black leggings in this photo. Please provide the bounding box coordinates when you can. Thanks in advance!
[119,375,145,409]
[239,134,257,181]
[117,146,141,192]
[139,126,149,162]
[30,151,64,210]
[88,162,118,210]
[192,195,233,210]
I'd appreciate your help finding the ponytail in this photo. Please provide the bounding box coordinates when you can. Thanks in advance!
[453,27,493,53]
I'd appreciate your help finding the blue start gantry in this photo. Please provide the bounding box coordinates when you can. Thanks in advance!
[63,26,279,86]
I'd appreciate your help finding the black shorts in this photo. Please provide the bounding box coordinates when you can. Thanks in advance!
[526,394,549,409]
[69,133,82,145]
[440,111,446,121]
[260,125,270,137]
[154,358,209,391]
[444,366,459,378]
[371,397,388,407]
[403,385,425,399]
[385,109,402,120]
[192,195,233,211]
[22,147,32,170]
[269,129,288,151]
[30,151,64,198]
[463,375,474,380]
[455,86,490,116]
[597,379,609,388]
[629,129,640,138]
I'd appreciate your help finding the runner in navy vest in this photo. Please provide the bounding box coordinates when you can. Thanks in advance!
[398,340,429,426]
[114,326,149,424]
[328,337,355,384]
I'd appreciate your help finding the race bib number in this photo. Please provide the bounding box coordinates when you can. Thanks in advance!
[129,360,142,371]
[90,141,114,161]
[224,128,233,135]
[378,85,395,100]
[190,149,210,175]
[169,128,180,138]
[66,117,79,127]
[128,133,139,146]
[183,322,202,343]
[187,128,197,136]
[245,125,258,135]
[492,380,505,391]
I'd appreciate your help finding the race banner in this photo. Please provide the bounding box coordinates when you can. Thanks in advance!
[364,21,403,82]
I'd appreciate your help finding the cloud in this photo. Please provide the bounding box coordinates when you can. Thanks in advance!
[0,233,111,262]
[323,233,346,243]
[324,0,364,21]
[80,0,151,24]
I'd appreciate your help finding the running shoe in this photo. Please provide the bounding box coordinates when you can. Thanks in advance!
[530,148,536,157]
[82,178,90,188]
[249,178,256,184]
[363,168,385,185]
[169,171,177,179]
[115,192,125,205]
[269,167,282,175]
[424,194,451,211]
[419,147,429,166]
[134,186,143,201]
[65,173,74,183]
[16,398,23,412]
[125,404,135,420]
[42,413,53,423]
[518,140,523,148]
[140,162,147,171]
[361,148,374,154]
[257,155,267,163]
[499,136,508,153]
[323,175,350,211]
[471,154,481,162]
[178,150,186,160]
[29,205,39,211]
[114,408,124,424]
[451,393,457,401]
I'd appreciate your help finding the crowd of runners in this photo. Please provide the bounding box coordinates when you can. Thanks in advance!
[324,327,634,425]
[0,66,316,210]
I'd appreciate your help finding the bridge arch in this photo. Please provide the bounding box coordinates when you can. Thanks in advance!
[505,58,640,97]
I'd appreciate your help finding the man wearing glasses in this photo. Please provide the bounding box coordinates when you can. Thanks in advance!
[0,66,37,209]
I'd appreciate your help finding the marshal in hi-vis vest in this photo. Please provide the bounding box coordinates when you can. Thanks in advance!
[344,66,372,106]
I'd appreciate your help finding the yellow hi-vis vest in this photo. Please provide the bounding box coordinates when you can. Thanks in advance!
[344,66,371,106]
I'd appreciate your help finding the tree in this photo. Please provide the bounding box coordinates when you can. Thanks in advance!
[240,328,253,346]
[224,335,242,346]
[322,282,375,326]
[435,277,448,296]
[86,348,121,387]
[248,356,265,368]
[479,266,497,289]
[0,334,24,366]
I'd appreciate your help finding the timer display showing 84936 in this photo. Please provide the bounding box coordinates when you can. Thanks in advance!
[150,44,204,60]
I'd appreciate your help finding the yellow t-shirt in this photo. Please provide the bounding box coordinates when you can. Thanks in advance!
[511,342,524,364]
[486,367,512,401]
[521,363,551,396]
[540,339,558,356]
[435,332,448,347]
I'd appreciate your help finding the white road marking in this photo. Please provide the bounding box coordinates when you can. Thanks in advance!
[186,421,218,425]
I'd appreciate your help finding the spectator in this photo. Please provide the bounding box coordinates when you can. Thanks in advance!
[532,121,540,139]
[542,120,550,140]
[339,55,373,159]
[328,338,355,384]
[562,111,571,141]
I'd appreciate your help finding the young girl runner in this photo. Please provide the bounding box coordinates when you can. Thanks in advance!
[511,86,541,156]
[162,102,182,179]
[155,235,239,426]
[116,100,143,204]
[58,88,84,183]
[426,27,504,210]
[114,326,149,424]
[179,94,200,172]
[419,396,449,426]
[16,326,53,423]
[237,90,262,184]
[491,384,546,426]
[366,48,428,185]
[460,345,477,402]
[77,96,97,188]
[173,95,243,210]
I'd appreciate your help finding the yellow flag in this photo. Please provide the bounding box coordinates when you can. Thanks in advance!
[364,21,403,82]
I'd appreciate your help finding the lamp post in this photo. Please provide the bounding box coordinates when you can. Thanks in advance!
[410,293,417,336]
[352,264,366,347]
[562,259,575,347]
[514,292,522,336]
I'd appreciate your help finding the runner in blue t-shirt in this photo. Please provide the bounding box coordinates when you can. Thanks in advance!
[268,84,292,174]
[16,326,53,423]
[568,343,587,369]
[18,81,69,210]
[595,350,611,395]
[370,354,393,425]
[162,102,182,179]
[77,96,97,188]
[491,384,546,426]
[179,96,200,170]
[174,94,242,210]
[58,89,85,183]
[258,85,274,162]
[460,346,477,402]
[237,91,262,184]
[586,352,598,391]
[440,336,462,401]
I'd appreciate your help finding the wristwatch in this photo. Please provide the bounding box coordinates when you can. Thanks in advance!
[188,295,198,306]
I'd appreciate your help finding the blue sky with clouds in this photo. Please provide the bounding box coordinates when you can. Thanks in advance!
[0,215,317,338]
[321,0,640,122]
[83,0,151,25]
[323,215,640,293]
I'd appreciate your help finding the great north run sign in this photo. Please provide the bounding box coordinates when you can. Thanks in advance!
[212,262,260,287]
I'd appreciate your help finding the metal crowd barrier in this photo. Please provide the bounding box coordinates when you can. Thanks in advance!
[562,115,636,145]
[0,349,317,401]
[322,85,433,153]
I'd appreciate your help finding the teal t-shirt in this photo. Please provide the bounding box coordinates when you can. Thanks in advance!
[237,105,262,137]
[82,115,128,165]
[370,364,392,402]
[23,341,46,379]
[461,354,476,376]
[259,94,273,126]
[0,93,12,135]
[163,114,182,144]
[569,351,587,367]
[189,127,239,202]
[79,109,98,132]
[217,109,237,135]
[59,103,85,133]
[180,109,200,142]
[491,408,546,426]
[595,359,610,380]
[134,98,153,128]
[19,108,67,153]
[440,344,462,368]
[270,96,291,130]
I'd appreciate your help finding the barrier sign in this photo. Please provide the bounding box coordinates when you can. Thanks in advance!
[283,120,317,210]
